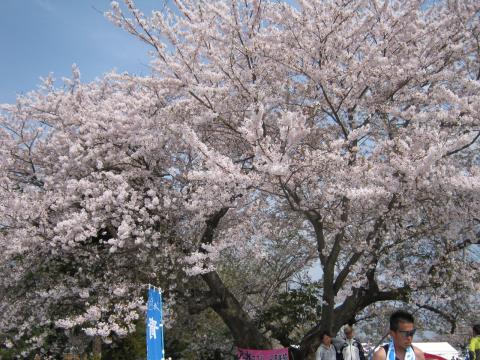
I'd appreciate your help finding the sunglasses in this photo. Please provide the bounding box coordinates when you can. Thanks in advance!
[397,329,416,337]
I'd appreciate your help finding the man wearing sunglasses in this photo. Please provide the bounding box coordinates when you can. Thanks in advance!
[373,310,425,360]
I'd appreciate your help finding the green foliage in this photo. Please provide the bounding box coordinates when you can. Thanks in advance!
[257,284,322,346]
[165,308,235,359]
[103,309,234,359]
[0,327,68,359]
[102,321,146,360]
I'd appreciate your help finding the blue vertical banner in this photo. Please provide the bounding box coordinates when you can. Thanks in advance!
[147,287,165,360]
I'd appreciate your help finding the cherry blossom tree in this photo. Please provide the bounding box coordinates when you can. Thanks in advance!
[1,0,480,358]
[106,0,480,356]
[0,72,183,356]
[0,70,314,356]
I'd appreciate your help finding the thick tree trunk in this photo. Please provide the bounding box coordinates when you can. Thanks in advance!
[297,299,341,360]
[298,282,411,359]
[202,271,271,349]
[92,336,102,360]
[198,208,271,349]
[195,207,413,356]
[298,324,329,360]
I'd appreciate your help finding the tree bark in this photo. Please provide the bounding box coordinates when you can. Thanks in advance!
[298,279,411,359]
[92,336,102,360]
[202,271,271,349]
[198,208,272,349]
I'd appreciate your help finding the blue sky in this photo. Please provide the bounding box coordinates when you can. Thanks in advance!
[0,0,159,104]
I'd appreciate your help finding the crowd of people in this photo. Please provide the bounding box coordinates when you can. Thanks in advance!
[315,311,480,360]
[315,311,422,360]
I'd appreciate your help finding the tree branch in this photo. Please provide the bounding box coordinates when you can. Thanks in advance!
[333,251,363,295]
[414,303,457,334]
[444,130,480,157]
[200,207,229,246]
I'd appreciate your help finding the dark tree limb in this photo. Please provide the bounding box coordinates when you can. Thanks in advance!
[444,130,480,157]
[195,208,272,349]
[415,303,457,334]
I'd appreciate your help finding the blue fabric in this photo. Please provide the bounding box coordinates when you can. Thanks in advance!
[147,288,165,360]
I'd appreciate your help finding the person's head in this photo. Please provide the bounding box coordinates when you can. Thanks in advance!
[344,325,354,340]
[389,310,416,350]
[321,330,332,346]
[473,324,480,336]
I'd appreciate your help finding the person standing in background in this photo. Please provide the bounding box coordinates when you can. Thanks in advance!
[469,324,480,360]
[340,325,366,360]
[316,331,338,360]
